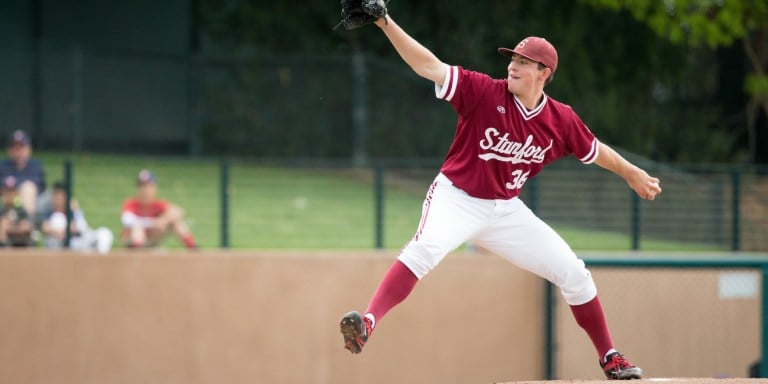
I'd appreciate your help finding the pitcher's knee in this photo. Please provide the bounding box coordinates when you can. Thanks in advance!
[556,264,597,306]
[396,241,446,280]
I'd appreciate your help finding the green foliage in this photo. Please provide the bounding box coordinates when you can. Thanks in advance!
[581,0,768,48]
[746,73,768,98]
[581,0,768,163]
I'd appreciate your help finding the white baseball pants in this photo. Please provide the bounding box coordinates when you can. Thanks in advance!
[397,173,597,306]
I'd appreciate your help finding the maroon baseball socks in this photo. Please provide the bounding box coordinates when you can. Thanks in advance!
[181,234,197,249]
[361,262,616,363]
[569,295,615,360]
[363,260,419,333]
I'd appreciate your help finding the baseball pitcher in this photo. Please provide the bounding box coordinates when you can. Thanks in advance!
[337,1,661,379]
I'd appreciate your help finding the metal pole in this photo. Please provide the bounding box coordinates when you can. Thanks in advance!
[187,0,202,157]
[762,265,768,377]
[63,160,73,248]
[374,164,384,249]
[731,168,741,251]
[30,0,42,145]
[352,50,368,166]
[220,160,230,248]
[631,192,641,250]
[187,53,202,157]
[532,177,554,379]
[71,47,84,152]
[544,282,555,379]
[528,177,539,214]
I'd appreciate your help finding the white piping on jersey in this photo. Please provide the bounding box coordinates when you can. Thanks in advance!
[579,139,600,164]
[513,93,548,121]
[435,64,450,99]
[446,66,459,101]
[435,64,457,100]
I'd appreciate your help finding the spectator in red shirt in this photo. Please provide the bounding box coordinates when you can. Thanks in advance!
[120,169,197,249]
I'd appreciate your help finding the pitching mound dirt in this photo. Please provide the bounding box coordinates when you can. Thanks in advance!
[501,379,768,384]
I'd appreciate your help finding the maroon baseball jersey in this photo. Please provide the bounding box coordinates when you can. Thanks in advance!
[436,65,599,199]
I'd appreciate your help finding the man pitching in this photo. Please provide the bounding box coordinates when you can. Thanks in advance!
[337,2,660,380]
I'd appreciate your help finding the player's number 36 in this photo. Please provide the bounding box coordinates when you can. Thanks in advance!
[506,169,530,190]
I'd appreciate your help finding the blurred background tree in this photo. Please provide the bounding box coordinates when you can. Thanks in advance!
[1,0,762,163]
[581,0,768,163]
[197,0,765,163]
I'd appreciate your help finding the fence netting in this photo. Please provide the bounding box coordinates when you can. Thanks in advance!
[33,156,768,251]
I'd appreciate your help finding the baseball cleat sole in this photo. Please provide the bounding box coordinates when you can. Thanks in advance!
[610,366,643,380]
[339,311,366,354]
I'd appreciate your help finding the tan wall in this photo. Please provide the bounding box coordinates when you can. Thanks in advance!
[0,250,544,384]
[0,251,761,383]
[555,268,761,379]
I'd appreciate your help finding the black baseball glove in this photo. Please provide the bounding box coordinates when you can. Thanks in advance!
[334,0,389,30]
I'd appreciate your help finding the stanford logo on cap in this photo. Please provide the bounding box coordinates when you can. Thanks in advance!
[516,38,529,49]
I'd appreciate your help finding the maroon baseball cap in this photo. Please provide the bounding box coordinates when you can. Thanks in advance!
[498,36,558,74]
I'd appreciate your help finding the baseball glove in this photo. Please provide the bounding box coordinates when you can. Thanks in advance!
[333,0,388,30]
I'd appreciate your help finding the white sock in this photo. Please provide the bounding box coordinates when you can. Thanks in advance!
[364,313,376,329]
[603,348,618,362]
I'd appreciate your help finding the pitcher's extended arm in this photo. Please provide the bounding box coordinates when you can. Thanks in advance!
[595,142,662,200]
[375,15,446,85]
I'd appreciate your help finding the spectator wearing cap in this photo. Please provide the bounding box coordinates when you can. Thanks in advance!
[42,181,114,254]
[0,176,34,247]
[0,130,47,217]
[120,169,198,249]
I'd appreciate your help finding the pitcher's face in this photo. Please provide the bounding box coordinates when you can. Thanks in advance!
[506,54,549,94]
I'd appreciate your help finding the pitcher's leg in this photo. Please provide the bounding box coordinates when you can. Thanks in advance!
[369,178,487,323]
[363,259,417,328]
[476,201,642,378]
[474,200,640,379]
[341,176,490,354]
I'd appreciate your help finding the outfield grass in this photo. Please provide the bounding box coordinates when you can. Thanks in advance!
[37,152,721,251]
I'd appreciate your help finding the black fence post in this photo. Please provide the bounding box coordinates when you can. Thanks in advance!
[220,160,230,249]
[762,264,768,377]
[528,177,539,214]
[544,282,555,379]
[731,168,741,251]
[631,192,641,250]
[352,50,368,166]
[529,175,553,378]
[374,164,384,249]
[63,159,73,248]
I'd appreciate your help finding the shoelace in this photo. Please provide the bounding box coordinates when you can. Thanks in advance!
[362,317,373,338]
[606,354,631,370]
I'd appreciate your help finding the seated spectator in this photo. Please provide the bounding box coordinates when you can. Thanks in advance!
[42,182,113,254]
[121,169,197,249]
[0,130,47,218]
[0,176,34,247]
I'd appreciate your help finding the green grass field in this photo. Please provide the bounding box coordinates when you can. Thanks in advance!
[37,152,721,251]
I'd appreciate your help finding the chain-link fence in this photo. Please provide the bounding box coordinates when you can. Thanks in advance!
[34,154,768,251]
[1,43,457,160]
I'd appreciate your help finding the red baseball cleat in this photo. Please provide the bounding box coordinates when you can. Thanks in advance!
[339,311,373,354]
[601,352,643,380]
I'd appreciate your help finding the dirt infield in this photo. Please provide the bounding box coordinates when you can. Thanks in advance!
[503,380,768,384]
